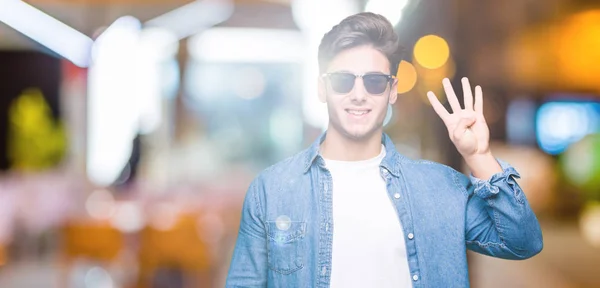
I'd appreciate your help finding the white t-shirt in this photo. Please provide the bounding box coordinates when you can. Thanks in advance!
[324,145,412,288]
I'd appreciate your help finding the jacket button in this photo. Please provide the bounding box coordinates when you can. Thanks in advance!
[408,233,414,240]
[394,193,400,199]
[413,274,419,281]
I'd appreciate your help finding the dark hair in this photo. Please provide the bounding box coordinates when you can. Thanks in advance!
[318,12,405,76]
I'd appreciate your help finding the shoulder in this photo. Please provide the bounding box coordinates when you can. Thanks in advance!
[259,149,307,180]
[249,148,310,193]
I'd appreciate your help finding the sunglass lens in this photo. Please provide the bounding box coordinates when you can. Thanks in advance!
[363,74,390,95]
[329,73,355,94]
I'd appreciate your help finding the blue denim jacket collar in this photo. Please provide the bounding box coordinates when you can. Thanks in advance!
[302,131,403,177]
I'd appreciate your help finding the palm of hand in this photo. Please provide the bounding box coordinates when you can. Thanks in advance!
[427,77,491,157]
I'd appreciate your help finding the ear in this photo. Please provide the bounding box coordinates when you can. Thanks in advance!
[389,78,398,105]
[318,77,327,103]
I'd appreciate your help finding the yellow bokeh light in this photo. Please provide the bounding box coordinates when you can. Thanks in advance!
[414,34,450,69]
[555,10,600,91]
[580,202,600,248]
[396,60,417,94]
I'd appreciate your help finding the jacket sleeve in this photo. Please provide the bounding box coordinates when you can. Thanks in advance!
[225,177,268,287]
[454,159,543,260]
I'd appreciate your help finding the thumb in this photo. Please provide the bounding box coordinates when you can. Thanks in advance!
[452,116,476,140]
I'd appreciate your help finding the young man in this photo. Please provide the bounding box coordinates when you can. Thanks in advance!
[226,12,543,288]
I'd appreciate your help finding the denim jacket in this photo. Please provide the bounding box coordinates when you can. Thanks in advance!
[226,132,543,287]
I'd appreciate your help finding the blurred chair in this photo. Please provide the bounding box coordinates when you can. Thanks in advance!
[59,220,125,287]
[137,213,212,288]
[62,221,124,261]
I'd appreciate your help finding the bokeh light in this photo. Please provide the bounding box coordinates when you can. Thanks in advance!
[580,202,600,248]
[396,60,417,94]
[365,0,409,26]
[84,266,114,288]
[85,189,116,220]
[414,35,450,69]
[561,133,600,196]
[110,201,144,233]
[275,215,291,231]
[149,203,180,231]
[537,102,600,155]
[555,10,600,92]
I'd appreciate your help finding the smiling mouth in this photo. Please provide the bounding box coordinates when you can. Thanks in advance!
[345,109,371,116]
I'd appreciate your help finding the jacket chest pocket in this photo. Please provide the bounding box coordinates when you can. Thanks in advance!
[266,220,306,275]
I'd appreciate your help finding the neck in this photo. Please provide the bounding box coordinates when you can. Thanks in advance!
[320,127,383,161]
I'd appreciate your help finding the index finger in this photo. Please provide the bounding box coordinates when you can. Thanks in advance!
[427,91,450,122]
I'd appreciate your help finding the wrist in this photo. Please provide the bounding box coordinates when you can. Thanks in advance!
[464,150,494,165]
[464,151,502,180]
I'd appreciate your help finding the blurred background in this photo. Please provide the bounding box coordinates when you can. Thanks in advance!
[0,0,599,287]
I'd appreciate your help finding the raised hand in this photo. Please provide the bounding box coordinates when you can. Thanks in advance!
[426,77,490,158]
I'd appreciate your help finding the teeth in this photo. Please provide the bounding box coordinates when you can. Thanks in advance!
[348,110,368,115]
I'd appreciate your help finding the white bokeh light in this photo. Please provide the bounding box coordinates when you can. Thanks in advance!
[85,189,116,220]
[365,0,410,26]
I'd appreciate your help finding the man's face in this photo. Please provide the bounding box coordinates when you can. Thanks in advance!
[319,45,398,141]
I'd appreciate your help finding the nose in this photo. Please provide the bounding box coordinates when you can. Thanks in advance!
[349,77,367,102]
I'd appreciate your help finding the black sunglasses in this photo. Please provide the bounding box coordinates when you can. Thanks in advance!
[322,72,396,95]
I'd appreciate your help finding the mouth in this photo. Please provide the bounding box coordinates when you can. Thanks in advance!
[345,109,371,117]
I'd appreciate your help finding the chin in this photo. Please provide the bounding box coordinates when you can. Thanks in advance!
[329,117,383,141]
[343,127,378,141]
